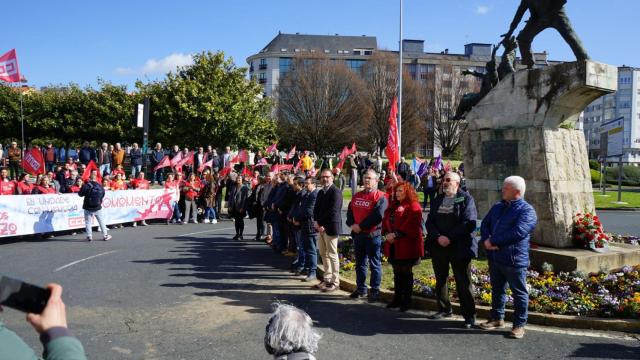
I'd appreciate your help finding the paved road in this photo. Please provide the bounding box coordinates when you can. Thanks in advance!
[598,210,640,236]
[0,220,638,360]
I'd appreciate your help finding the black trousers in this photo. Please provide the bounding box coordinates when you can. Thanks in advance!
[234,212,245,236]
[255,210,264,239]
[431,247,476,319]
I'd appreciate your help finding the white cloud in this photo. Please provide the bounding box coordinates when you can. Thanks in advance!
[476,5,489,15]
[114,53,194,76]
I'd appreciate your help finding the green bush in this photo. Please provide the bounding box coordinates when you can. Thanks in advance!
[590,169,601,184]
[588,160,600,171]
[605,165,640,186]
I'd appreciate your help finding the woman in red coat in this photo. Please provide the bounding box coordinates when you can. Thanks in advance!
[382,181,424,312]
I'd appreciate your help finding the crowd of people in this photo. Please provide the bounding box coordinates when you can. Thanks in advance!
[1,140,539,359]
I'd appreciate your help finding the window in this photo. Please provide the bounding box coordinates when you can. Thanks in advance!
[364,50,373,55]
[419,64,435,80]
[259,73,266,80]
[352,50,362,55]
[259,58,267,70]
[346,59,366,73]
[279,58,292,77]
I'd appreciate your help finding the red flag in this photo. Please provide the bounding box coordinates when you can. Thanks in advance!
[350,142,357,155]
[153,155,171,172]
[444,161,452,172]
[385,97,399,172]
[293,159,301,173]
[22,147,45,175]
[279,164,293,171]
[286,146,296,160]
[170,151,183,167]
[270,164,280,173]
[339,146,349,160]
[0,49,21,83]
[257,158,269,166]
[198,159,213,173]
[241,166,252,177]
[265,142,278,154]
[176,151,194,168]
[219,167,232,178]
[231,149,248,163]
[82,160,102,183]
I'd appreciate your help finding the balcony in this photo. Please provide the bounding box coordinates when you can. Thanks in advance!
[259,63,267,70]
[258,78,267,84]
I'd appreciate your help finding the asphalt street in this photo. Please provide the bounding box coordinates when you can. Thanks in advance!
[0,218,639,360]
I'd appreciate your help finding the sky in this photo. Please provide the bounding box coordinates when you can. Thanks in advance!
[5,0,640,89]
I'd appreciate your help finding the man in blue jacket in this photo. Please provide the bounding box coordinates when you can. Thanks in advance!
[479,175,537,339]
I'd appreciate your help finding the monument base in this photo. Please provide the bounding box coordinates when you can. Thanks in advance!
[530,243,640,273]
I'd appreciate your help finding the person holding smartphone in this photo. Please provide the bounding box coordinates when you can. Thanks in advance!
[0,283,87,360]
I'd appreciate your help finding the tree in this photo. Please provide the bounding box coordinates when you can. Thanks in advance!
[138,51,276,149]
[423,64,479,157]
[276,55,370,155]
[360,53,425,156]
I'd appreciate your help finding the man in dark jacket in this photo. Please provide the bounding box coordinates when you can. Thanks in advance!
[313,169,343,293]
[96,142,112,176]
[78,169,111,242]
[479,175,537,339]
[0,283,87,360]
[295,177,319,282]
[288,177,307,273]
[346,169,388,301]
[129,143,143,178]
[78,141,96,166]
[267,173,289,252]
[425,171,478,328]
[396,157,410,180]
[150,143,165,185]
[276,175,297,254]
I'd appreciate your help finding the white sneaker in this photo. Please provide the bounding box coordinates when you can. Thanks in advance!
[171,219,176,224]
[204,219,210,224]
[132,222,137,227]
[212,219,218,224]
[192,220,198,224]
[141,221,148,226]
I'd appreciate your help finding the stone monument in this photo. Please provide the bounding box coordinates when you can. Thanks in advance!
[459,1,640,272]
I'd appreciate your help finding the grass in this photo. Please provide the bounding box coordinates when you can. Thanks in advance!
[594,190,640,209]
[341,257,489,291]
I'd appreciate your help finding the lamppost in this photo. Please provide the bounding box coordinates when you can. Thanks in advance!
[19,76,27,157]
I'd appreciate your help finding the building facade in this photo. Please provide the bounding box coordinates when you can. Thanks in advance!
[247,32,557,157]
[581,66,640,165]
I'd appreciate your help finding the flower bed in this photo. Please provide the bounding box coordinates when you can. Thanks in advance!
[338,239,640,319]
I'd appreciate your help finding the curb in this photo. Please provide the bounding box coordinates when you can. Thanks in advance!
[596,208,640,212]
[318,270,640,333]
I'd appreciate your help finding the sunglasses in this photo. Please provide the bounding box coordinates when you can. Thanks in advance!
[444,178,453,182]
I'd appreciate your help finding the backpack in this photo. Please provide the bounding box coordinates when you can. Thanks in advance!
[86,182,105,208]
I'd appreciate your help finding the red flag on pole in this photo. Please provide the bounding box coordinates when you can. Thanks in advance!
[153,155,171,172]
[385,97,399,172]
[22,147,45,175]
[265,142,278,155]
[270,164,280,173]
[198,158,213,173]
[286,146,296,160]
[170,151,183,167]
[0,49,21,83]
[219,167,232,178]
[82,160,102,183]
[350,142,357,155]
[231,149,248,164]
[176,151,194,168]
[241,166,252,177]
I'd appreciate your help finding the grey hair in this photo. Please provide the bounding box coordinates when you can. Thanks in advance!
[504,175,526,197]
[364,169,379,180]
[265,303,321,356]
[445,171,461,183]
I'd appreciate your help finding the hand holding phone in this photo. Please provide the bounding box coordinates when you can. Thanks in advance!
[0,275,50,314]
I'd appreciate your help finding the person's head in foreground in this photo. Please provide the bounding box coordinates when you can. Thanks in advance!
[264,303,321,360]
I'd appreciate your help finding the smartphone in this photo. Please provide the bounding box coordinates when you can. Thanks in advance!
[0,275,50,314]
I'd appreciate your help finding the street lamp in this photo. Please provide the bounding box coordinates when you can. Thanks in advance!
[19,76,27,157]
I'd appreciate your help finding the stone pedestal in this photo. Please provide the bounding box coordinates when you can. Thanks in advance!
[464,60,618,249]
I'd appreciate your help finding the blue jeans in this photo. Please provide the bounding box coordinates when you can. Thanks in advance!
[205,207,217,220]
[353,234,383,294]
[131,165,142,178]
[303,233,318,276]
[489,261,529,327]
[171,203,182,221]
[272,221,283,251]
[292,230,305,270]
[153,169,164,184]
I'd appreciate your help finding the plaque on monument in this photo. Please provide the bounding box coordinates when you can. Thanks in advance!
[481,140,519,166]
